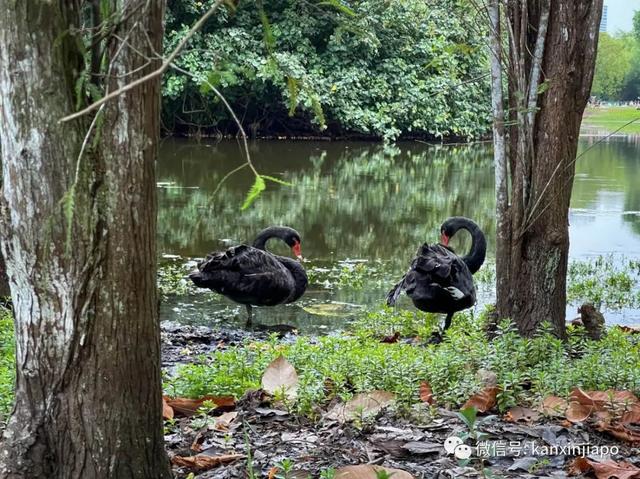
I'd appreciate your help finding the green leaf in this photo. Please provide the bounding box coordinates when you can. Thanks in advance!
[241,175,266,210]
[257,1,275,53]
[457,406,477,429]
[287,77,300,116]
[318,0,356,17]
[261,175,292,186]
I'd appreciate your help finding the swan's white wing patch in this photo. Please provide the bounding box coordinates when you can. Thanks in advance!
[444,286,465,300]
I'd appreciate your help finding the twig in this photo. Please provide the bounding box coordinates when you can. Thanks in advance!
[170,64,257,177]
[59,0,226,123]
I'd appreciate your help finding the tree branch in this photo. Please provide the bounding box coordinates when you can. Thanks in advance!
[59,0,226,123]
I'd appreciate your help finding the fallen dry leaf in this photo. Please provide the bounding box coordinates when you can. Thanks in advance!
[565,402,593,423]
[504,406,540,423]
[165,395,235,417]
[162,396,174,420]
[419,381,435,405]
[261,356,299,400]
[211,411,238,432]
[381,332,400,343]
[335,464,415,479]
[325,390,396,423]
[569,457,640,479]
[596,420,640,445]
[171,453,245,471]
[462,386,500,413]
[540,396,568,417]
[570,388,639,410]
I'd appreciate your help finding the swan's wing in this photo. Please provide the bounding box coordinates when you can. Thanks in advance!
[190,246,294,304]
[197,245,283,273]
[387,244,450,306]
[413,244,455,280]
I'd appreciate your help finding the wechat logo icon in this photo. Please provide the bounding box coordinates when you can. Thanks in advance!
[444,436,473,460]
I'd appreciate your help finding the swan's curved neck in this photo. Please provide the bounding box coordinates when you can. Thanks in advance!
[252,227,286,250]
[459,222,486,274]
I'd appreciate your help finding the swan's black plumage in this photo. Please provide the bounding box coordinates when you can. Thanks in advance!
[189,227,307,324]
[387,217,486,331]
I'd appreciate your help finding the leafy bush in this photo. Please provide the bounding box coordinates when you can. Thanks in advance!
[164,0,491,140]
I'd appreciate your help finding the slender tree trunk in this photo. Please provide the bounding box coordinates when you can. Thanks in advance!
[0,1,171,478]
[488,0,510,315]
[0,253,8,298]
[491,0,602,337]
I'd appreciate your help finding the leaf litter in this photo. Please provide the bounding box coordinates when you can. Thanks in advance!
[162,324,640,478]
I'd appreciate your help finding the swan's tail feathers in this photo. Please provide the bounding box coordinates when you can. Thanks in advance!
[386,277,406,306]
[188,271,208,288]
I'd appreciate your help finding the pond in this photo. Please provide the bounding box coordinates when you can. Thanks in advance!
[157,136,640,332]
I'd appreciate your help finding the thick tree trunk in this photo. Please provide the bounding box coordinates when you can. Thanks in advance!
[492,0,602,337]
[0,1,171,478]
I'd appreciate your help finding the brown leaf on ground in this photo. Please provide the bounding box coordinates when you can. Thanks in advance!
[261,356,299,400]
[570,388,639,410]
[568,457,640,479]
[381,332,400,343]
[211,411,238,432]
[171,453,245,471]
[541,396,568,417]
[325,391,396,423]
[565,402,593,423]
[419,382,435,405]
[268,466,278,479]
[335,464,415,479]
[504,406,540,423]
[462,386,500,413]
[166,395,236,417]
[596,420,640,445]
[162,396,174,420]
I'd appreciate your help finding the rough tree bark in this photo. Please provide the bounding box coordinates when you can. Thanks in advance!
[0,1,171,478]
[490,0,603,337]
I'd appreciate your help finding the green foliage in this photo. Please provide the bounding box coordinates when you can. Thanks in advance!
[592,33,633,100]
[163,0,491,140]
[0,307,15,423]
[242,175,266,210]
[158,258,198,298]
[165,307,640,417]
[567,256,640,309]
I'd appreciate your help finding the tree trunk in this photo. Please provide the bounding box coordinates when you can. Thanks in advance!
[492,0,602,337]
[0,1,171,478]
[0,253,8,298]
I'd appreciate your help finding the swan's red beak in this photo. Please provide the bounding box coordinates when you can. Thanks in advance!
[292,241,303,260]
[440,233,449,246]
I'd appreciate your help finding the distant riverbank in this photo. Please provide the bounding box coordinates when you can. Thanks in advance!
[582,106,640,135]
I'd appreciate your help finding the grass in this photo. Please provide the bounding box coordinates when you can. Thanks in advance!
[166,307,640,417]
[582,106,640,134]
[0,306,15,422]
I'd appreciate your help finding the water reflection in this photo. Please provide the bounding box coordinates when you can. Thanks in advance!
[157,137,640,330]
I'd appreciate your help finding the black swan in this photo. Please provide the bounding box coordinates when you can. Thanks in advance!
[189,226,308,325]
[386,217,486,332]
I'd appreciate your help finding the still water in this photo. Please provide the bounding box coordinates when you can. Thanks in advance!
[157,136,640,332]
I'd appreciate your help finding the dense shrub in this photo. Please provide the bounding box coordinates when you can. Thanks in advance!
[163,0,491,140]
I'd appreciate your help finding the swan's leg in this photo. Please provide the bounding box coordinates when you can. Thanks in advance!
[245,305,253,326]
[443,312,454,331]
